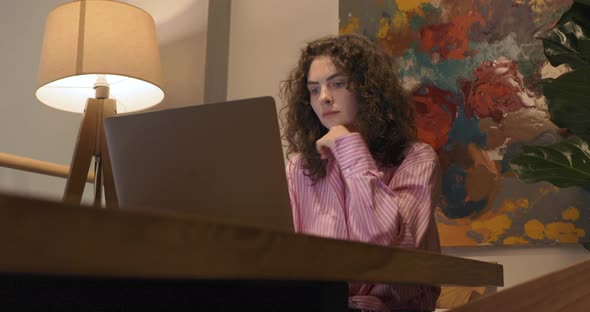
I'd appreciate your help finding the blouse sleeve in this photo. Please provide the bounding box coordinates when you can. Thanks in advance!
[285,156,302,232]
[331,132,440,248]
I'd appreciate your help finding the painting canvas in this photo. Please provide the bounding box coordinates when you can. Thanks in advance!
[339,0,590,246]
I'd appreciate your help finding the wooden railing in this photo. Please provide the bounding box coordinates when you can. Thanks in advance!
[0,152,94,183]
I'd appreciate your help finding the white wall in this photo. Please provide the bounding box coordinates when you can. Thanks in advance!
[156,30,207,111]
[0,0,77,200]
[227,0,339,105]
[226,0,590,294]
[0,0,206,203]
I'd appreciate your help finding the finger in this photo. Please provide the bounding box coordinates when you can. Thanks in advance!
[320,146,330,160]
[316,139,324,155]
[315,140,326,159]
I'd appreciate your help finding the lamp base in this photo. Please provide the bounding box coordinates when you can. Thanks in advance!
[63,98,118,208]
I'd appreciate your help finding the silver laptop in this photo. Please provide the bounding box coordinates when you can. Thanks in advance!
[104,96,294,232]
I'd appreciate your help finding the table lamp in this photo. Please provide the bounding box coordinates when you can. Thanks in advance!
[36,0,164,208]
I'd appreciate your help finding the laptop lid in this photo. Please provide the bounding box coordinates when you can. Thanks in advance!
[104,96,293,232]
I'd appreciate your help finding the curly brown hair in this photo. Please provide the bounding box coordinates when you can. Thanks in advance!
[280,33,416,181]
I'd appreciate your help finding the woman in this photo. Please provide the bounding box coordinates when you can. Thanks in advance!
[281,34,442,312]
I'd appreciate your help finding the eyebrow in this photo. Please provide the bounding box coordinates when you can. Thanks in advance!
[307,73,347,85]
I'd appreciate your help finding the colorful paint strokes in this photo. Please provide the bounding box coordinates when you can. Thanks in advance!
[339,0,590,246]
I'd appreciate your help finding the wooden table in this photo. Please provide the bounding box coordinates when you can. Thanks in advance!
[0,192,503,311]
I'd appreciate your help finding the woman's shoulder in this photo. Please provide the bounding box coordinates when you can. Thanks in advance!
[286,154,304,176]
[287,153,304,165]
[402,141,438,164]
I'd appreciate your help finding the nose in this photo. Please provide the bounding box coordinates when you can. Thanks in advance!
[319,87,333,105]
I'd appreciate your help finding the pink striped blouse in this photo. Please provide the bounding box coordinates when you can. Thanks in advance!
[286,133,441,312]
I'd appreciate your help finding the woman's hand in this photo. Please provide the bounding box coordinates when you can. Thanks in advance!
[316,125,351,159]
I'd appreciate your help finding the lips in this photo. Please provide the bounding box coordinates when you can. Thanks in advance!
[322,111,339,117]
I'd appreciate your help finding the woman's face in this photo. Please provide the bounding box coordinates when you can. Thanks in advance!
[306,56,358,130]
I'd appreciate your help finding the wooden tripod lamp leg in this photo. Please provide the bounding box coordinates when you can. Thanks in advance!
[63,98,118,209]
[63,99,98,205]
[100,99,118,209]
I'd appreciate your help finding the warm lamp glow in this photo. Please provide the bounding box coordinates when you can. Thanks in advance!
[36,74,164,113]
[36,0,164,113]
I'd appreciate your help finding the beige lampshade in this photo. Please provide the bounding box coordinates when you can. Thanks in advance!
[36,0,164,113]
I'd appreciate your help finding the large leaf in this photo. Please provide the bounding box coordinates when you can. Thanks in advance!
[537,1,590,69]
[510,136,590,188]
[543,67,590,141]
[512,1,590,189]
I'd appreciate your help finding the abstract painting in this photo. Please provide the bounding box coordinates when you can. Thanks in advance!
[339,0,590,246]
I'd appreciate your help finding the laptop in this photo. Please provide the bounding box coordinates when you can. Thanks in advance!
[104,96,294,232]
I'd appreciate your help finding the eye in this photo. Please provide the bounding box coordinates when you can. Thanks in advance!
[309,87,320,95]
[332,81,347,88]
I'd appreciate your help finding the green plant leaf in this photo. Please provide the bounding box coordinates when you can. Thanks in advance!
[537,2,590,68]
[543,68,590,140]
[509,136,590,188]
[574,0,590,9]
[512,1,590,189]
[559,1,590,31]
